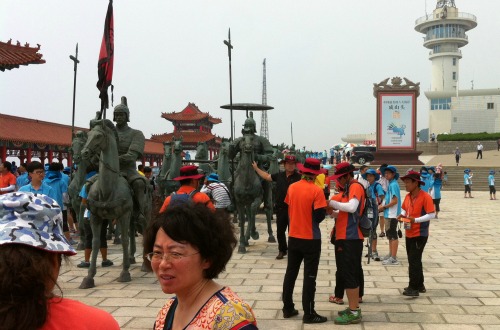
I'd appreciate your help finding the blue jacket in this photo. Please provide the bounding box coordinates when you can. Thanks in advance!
[16,172,30,188]
[43,170,68,207]
[420,172,432,192]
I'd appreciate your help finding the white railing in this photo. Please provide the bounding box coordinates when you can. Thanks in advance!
[415,12,477,25]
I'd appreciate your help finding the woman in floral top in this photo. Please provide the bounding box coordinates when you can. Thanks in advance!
[144,204,258,330]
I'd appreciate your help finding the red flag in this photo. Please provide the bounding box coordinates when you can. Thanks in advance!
[97,0,114,111]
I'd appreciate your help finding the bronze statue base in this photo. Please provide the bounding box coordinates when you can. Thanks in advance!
[370,150,424,166]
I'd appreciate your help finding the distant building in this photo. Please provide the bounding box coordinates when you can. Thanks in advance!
[415,0,500,136]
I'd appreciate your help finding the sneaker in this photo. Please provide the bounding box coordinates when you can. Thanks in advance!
[404,285,426,293]
[334,309,362,325]
[102,259,114,267]
[282,308,299,318]
[69,239,78,245]
[403,288,419,297]
[373,252,380,261]
[303,311,327,324]
[380,254,391,261]
[338,307,361,316]
[382,257,400,265]
[77,261,90,268]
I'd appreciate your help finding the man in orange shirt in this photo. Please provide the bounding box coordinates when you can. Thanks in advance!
[327,162,365,325]
[398,171,435,297]
[159,165,214,213]
[282,158,327,324]
[0,161,17,195]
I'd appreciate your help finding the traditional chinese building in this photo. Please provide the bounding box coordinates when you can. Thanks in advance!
[151,103,223,159]
[0,114,164,166]
[0,39,45,71]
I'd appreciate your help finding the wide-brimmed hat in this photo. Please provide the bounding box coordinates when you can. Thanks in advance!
[207,173,220,183]
[362,168,380,181]
[329,162,357,180]
[296,158,323,175]
[400,171,425,186]
[280,155,298,164]
[381,165,400,180]
[0,192,76,256]
[173,165,205,181]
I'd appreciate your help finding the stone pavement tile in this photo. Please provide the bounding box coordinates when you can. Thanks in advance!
[479,298,500,305]
[229,285,263,293]
[150,298,169,308]
[435,277,480,284]
[478,278,500,284]
[482,326,500,330]
[112,306,158,317]
[253,319,303,330]
[70,297,106,306]
[464,283,500,291]
[380,296,432,305]
[252,307,279,319]
[61,288,97,297]
[442,314,500,325]
[226,272,267,279]
[424,283,465,290]
[387,312,444,323]
[88,289,141,298]
[430,297,483,305]
[360,303,411,313]
[410,304,464,314]
[463,306,500,315]
[98,297,155,307]
[122,317,156,329]
[113,316,133,329]
[135,290,166,299]
[447,289,498,298]
[421,325,482,330]
[362,323,421,330]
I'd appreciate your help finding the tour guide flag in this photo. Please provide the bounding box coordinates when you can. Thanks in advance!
[97,0,114,111]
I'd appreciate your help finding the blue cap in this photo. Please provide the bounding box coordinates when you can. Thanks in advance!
[207,173,220,183]
[490,170,495,175]
[464,169,470,173]
[381,165,399,180]
[361,168,380,181]
[63,166,71,173]
[44,163,49,171]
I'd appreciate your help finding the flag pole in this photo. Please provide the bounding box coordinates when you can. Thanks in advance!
[223,28,234,141]
[69,43,79,138]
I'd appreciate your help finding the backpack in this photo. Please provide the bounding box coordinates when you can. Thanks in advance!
[169,190,198,208]
[347,182,376,238]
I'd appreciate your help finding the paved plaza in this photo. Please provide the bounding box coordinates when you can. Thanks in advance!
[60,189,500,329]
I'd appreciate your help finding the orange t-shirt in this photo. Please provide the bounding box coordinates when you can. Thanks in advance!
[402,190,435,238]
[0,172,16,194]
[285,179,327,240]
[160,185,215,213]
[331,180,364,240]
[41,298,120,330]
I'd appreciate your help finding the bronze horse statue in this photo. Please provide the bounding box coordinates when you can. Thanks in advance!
[216,141,231,185]
[79,119,134,289]
[194,142,215,175]
[164,137,183,195]
[156,141,172,199]
[233,134,262,254]
[68,131,91,251]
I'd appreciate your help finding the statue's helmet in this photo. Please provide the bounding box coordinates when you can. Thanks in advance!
[242,113,257,134]
[113,96,130,122]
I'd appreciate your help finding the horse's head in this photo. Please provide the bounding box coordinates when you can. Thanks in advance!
[172,138,183,154]
[242,134,254,155]
[70,131,88,164]
[82,120,116,160]
[163,141,171,154]
[220,141,230,155]
[195,142,207,159]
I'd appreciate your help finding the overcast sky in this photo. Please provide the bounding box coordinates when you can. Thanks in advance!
[2,0,499,151]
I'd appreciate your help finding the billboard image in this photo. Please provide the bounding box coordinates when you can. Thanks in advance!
[378,93,415,149]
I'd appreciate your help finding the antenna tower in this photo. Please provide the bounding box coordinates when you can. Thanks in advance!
[260,58,269,139]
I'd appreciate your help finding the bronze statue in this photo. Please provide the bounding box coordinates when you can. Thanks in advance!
[229,112,275,252]
[113,97,148,227]
[79,119,134,288]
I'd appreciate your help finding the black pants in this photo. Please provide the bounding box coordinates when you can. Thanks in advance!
[84,218,109,249]
[477,150,482,159]
[282,237,321,315]
[405,236,428,289]
[334,239,364,298]
[276,208,289,253]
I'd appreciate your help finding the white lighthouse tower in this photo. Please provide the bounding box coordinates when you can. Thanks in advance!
[415,0,477,135]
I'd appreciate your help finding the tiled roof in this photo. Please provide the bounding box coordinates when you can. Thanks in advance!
[161,103,222,124]
[0,113,163,155]
[0,39,46,71]
[150,131,217,144]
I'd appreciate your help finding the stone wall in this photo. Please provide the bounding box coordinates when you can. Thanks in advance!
[437,140,499,154]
